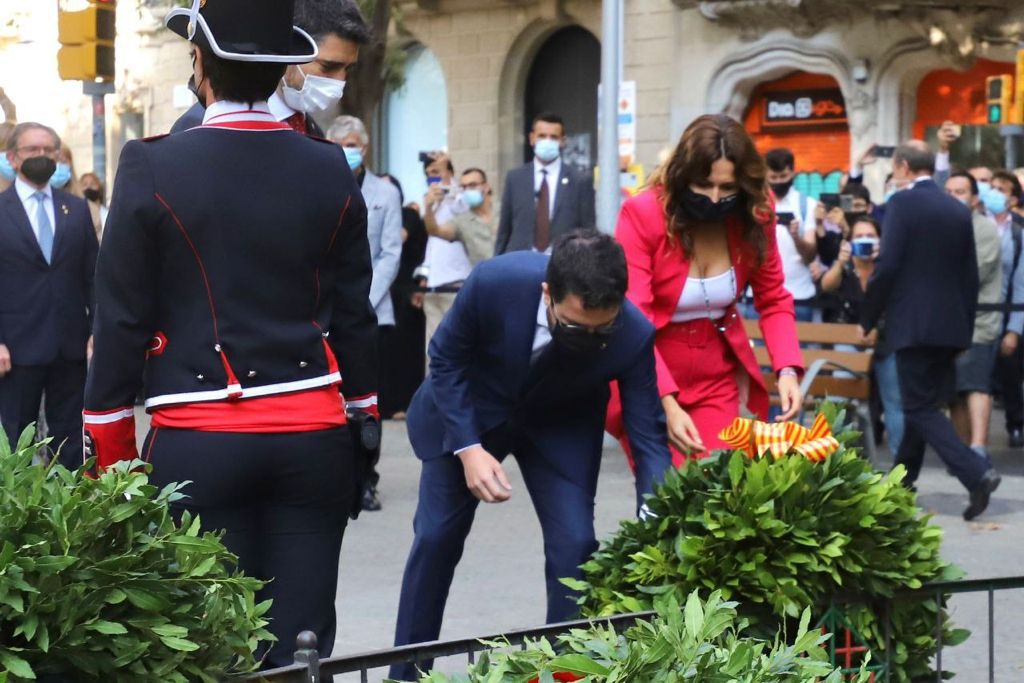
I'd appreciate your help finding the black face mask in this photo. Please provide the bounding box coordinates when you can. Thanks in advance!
[548,305,617,355]
[21,156,56,185]
[188,60,207,110]
[83,188,103,203]
[769,179,794,198]
[680,188,741,224]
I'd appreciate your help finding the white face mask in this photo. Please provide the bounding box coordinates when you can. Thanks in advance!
[281,66,346,114]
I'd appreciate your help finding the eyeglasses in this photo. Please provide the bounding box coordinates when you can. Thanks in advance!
[550,306,621,337]
[16,146,58,157]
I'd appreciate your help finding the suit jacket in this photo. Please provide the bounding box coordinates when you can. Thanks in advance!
[611,189,803,420]
[362,170,403,326]
[0,185,97,365]
[861,178,978,351]
[494,161,596,255]
[85,119,377,465]
[169,102,325,137]
[406,251,672,502]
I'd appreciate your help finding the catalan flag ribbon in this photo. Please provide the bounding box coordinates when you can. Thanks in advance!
[718,413,839,462]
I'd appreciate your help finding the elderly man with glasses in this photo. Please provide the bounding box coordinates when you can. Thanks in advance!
[0,122,98,466]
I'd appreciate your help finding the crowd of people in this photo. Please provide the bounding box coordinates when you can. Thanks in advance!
[3,0,1024,676]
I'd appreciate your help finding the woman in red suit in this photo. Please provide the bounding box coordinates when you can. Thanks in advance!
[609,114,804,465]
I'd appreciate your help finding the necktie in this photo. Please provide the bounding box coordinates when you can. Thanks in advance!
[286,112,307,135]
[535,170,550,252]
[34,192,54,264]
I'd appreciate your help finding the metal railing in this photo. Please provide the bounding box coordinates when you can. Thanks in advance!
[239,576,1024,683]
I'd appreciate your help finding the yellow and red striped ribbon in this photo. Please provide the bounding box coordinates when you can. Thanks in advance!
[718,413,839,462]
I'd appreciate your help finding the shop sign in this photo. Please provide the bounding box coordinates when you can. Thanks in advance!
[762,89,847,128]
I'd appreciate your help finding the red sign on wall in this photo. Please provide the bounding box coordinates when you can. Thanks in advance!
[761,89,847,129]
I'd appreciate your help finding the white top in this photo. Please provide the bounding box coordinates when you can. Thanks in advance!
[773,188,817,300]
[534,157,561,218]
[423,192,473,287]
[15,177,55,244]
[267,91,299,122]
[532,294,553,353]
[672,268,736,323]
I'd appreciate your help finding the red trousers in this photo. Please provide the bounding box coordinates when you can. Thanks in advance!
[614,318,742,468]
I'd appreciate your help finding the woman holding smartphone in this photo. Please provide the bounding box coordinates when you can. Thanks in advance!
[608,114,804,463]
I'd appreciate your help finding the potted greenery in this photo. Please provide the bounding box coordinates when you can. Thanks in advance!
[0,427,272,681]
[563,404,967,682]
[416,590,871,682]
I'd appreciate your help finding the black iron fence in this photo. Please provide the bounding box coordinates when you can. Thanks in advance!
[239,575,1024,683]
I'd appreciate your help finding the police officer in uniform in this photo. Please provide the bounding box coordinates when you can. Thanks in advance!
[83,0,377,666]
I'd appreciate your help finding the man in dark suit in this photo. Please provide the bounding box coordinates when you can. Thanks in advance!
[169,0,367,135]
[390,231,672,681]
[0,122,98,467]
[861,141,1001,521]
[495,112,596,255]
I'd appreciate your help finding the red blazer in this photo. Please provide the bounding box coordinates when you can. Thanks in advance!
[615,187,803,419]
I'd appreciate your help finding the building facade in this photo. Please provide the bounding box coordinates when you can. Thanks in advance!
[1,0,1021,204]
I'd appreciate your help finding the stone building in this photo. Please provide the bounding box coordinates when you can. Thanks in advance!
[2,0,1022,205]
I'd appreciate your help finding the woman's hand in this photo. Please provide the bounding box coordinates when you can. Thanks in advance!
[827,207,849,236]
[836,240,852,265]
[661,395,705,454]
[775,372,802,422]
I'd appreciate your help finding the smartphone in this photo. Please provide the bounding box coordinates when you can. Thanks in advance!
[873,145,896,158]
[775,211,795,227]
[839,194,854,212]
[819,193,840,210]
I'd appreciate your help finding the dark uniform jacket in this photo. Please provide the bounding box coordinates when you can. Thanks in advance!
[84,109,376,465]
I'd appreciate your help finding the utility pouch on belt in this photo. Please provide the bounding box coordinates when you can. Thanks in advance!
[346,411,381,520]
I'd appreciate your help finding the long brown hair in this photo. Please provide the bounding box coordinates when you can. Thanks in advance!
[650,114,772,263]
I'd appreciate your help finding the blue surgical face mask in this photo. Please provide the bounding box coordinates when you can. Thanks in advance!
[534,138,561,163]
[343,147,363,171]
[980,184,1009,216]
[49,162,72,189]
[463,189,484,208]
[0,155,15,182]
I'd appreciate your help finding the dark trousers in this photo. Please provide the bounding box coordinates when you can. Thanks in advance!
[389,425,599,681]
[895,348,989,491]
[145,427,358,668]
[994,341,1024,432]
[0,359,85,469]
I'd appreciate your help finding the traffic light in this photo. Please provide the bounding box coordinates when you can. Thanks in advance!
[57,1,116,82]
[987,75,1013,125]
[1014,48,1024,125]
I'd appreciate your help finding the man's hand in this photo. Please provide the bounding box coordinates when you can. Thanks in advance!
[855,145,878,171]
[1001,332,1020,357]
[457,445,512,503]
[787,218,802,241]
[937,121,959,153]
[775,373,803,422]
[858,325,875,346]
[424,184,445,209]
[814,203,827,233]
[0,344,11,377]
[86,336,94,365]
[662,395,705,454]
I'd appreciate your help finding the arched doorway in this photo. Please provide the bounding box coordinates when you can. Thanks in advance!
[383,44,449,205]
[744,71,850,199]
[523,26,600,175]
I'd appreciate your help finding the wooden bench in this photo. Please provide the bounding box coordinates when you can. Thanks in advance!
[743,319,878,462]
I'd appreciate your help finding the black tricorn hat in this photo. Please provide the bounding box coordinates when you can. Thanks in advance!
[165,0,318,64]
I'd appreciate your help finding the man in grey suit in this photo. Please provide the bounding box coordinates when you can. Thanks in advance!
[495,112,596,255]
[327,114,402,511]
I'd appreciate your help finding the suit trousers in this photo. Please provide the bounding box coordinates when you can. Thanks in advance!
[390,424,599,681]
[423,292,457,372]
[0,359,85,469]
[145,427,357,668]
[894,348,989,491]
[994,341,1024,433]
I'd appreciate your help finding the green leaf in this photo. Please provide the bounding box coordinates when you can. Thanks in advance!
[0,652,35,680]
[88,620,129,635]
[546,654,610,676]
[683,590,704,638]
[159,636,201,652]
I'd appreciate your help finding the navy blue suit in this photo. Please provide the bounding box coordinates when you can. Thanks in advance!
[861,178,989,490]
[0,184,97,466]
[391,252,671,679]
